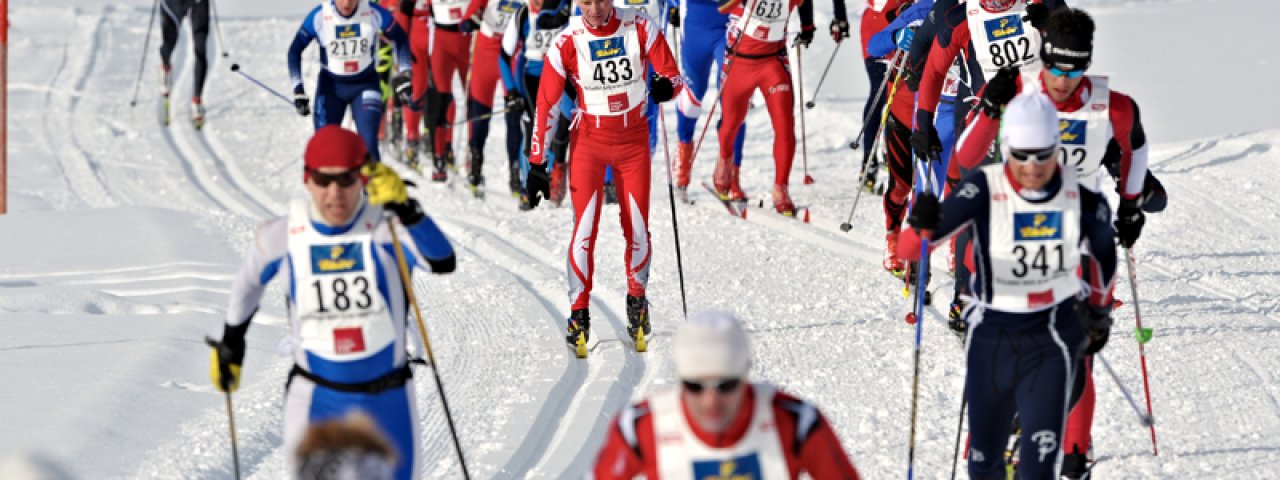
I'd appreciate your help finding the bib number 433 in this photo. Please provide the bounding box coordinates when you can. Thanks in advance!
[592,58,634,85]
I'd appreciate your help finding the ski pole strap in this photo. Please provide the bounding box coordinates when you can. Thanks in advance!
[287,364,413,394]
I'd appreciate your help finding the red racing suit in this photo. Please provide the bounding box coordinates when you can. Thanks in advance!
[403,1,434,144]
[426,0,475,157]
[591,384,861,479]
[713,0,813,190]
[462,0,523,155]
[529,8,682,310]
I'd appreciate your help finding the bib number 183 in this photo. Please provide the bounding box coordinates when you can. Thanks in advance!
[311,277,373,313]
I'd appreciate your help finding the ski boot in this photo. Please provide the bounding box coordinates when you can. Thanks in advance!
[884,230,906,278]
[442,146,457,173]
[404,138,421,172]
[430,150,448,182]
[772,184,796,216]
[160,64,172,126]
[1061,450,1091,479]
[712,156,734,200]
[509,164,523,198]
[902,261,932,304]
[675,141,694,201]
[566,309,590,358]
[948,297,968,337]
[862,158,879,193]
[728,166,747,202]
[191,96,205,130]
[603,181,618,205]
[626,295,651,352]
[467,147,485,198]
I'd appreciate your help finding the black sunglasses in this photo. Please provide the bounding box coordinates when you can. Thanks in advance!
[1006,146,1058,164]
[682,378,743,394]
[306,168,361,187]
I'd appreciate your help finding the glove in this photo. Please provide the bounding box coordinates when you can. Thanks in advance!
[391,71,413,106]
[977,66,1019,118]
[907,193,941,232]
[524,161,551,209]
[537,9,570,29]
[294,88,311,117]
[1024,2,1050,31]
[460,17,480,34]
[911,111,942,160]
[1075,302,1114,355]
[208,329,245,394]
[793,25,815,48]
[668,6,681,27]
[504,93,526,117]
[829,19,850,42]
[895,26,916,51]
[650,75,675,103]
[1114,197,1145,248]
[362,162,427,225]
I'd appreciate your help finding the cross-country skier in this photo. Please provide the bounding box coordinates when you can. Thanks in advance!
[897,89,1117,479]
[157,0,212,127]
[670,0,747,199]
[460,0,526,195]
[522,0,683,355]
[590,309,862,478]
[424,0,479,180]
[842,0,898,186]
[288,0,413,163]
[208,126,456,480]
[947,9,1164,476]
[712,0,823,215]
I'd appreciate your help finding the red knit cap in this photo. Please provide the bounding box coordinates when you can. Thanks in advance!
[304,126,368,171]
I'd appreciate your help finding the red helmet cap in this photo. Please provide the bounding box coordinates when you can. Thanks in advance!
[304,126,369,171]
[980,0,1017,12]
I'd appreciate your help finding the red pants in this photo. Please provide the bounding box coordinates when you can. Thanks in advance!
[717,54,794,186]
[567,117,652,310]
[1065,354,1096,456]
[467,32,505,146]
[882,112,913,232]
[428,26,472,156]
[404,16,432,143]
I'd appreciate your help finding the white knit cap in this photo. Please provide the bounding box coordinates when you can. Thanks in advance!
[1000,91,1061,150]
[673,310,752,379]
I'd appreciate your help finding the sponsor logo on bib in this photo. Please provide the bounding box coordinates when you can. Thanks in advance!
[608,93,629,112]
[499,0,521,12]
[625,0,649,5]
[691,453,763,479]
[589,38,627,61]
[1014,212,1063,241]
[984,15,1023,41]
[311,243,364,273]
[1059,119,1087,145]
[336,24,362,39]
[333,326,367,354]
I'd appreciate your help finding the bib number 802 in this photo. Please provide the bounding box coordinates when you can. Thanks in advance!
[592,58,634,85]
[989,37,1034,67]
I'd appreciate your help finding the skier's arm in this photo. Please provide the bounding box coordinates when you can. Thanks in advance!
[223,217,289,352]
[950,95,1001,171]
[376,4,414,74]
[529,34,571,166]
[590,407,651,479]
[797,0,815,33]
[1079,188,1117,308]
[867,1,930,58]
[462,0,489,24]
[639,14,685,93]
[896,173,988,261]
[288,8,322,91]
[906,0,953,89]
[499,13,522,94]
[717,0,742,15]
[378,210,457,274]
[796,412,862,479]
[915,21,967,118]
[1105,93,1148,201]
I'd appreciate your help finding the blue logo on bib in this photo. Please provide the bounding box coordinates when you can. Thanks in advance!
[588,38,627,61]
[1014,212,1063,241]
[1059,119,1087,146]
[624,0,650,5]
[499,0,521,12]
[691,453,763,479]
[336,24,363,39]
[311,243,364,273]
[984,15,1024,41]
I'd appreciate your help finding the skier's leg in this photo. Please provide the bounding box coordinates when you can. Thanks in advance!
[1014,305,1085,480]
[404,18,431,145]
[1063,355,1096,460]
[281,377,317,476]
[364,386,420,480]
[314,74,346,130]
[966,323,1020,480]
[467,34,502,152]
[761,55,795,188]
[862,57,888,168]
[354,87,387,162]
[935,98,958,186]
[714,57,751,192]
[612,133,653,298]
[189,0,210,98]
[158,0,183,69]
[882,113,913,232]
[567,128,608,311]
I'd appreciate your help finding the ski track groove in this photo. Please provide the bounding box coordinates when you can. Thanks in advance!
[48,9,116,209]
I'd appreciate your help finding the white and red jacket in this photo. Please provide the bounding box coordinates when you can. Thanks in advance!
[528,7,683,166]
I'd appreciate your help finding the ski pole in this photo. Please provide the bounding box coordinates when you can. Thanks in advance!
[839,56,902,232]
[209,0,229,58]
[687,2,765,166]
[128,0,160,107]
[949,390,967,480]
[204,337,242,480]
[228,64,292,106]
[1124,247,1159,455]
[803,42,841,109]
[905,154,936,480]
[1096,352,1156,429]
[848,49,903,151]
[384,214,472,479]
[451,106,512,126]
[657,99,689,318]
[795,44,813,184]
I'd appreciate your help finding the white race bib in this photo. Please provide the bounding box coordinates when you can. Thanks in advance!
[983,165,1083,312]
[319,1,379,76]
[733,0,788,43]
[524,15,559,61]
[481,0,524,36]
[967,0,1042,81]
[652,385,792,480]
[1055,76,1112,191]
[432,0,471,25]
[570,11,647,115]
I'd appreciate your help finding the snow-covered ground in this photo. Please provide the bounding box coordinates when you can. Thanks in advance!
[2,0,1278,478]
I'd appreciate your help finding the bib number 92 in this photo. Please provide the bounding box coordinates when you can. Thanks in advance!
[989,37,1034,67]
[592,58,634,85]
[1059,147,1087,169]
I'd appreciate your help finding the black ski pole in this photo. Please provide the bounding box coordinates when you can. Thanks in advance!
[950,390,968,480]
[803,42,841,109]
[451,106,512,126]
[229,64,293,106]
[204,336,242,480]
[657,98,689,318]
[1097,352,1156,428]
[128,0,160,107]
[848,49,903,150]
[209,0,229,58]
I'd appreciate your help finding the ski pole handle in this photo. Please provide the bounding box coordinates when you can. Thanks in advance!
[229,64,293,106]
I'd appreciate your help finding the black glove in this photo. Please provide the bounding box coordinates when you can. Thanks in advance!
[399,0,415,17]
[537,9,570,29]
[911,111,942,160]
[1024,3,1050,31]
[1115,197,1145,248]
[668,6,681,27]
[650,75,675,103]
[793,25,815,48]
[294,87,311,117]
[208,322,249,393]
[830,19,850,42]
[386,199,427,226]
[977,66,1019,118]
[391,72,413,106]
[460,17,480,34]
[1075,302,1114,355]
[907,193,941,232]
[504,93,526,116]
[524,162,551,209]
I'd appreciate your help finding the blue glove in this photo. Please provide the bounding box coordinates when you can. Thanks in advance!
[895,27,915,51]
